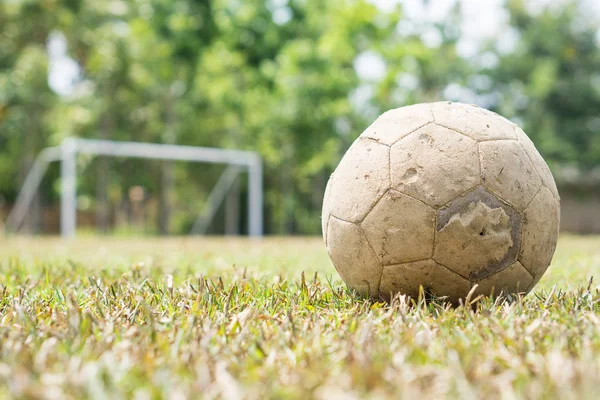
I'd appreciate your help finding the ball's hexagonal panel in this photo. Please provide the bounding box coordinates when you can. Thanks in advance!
[361,103,434,146]
[361,190,435,265]
[515,126,560,201]
[471,261,533,298]
[480,140,543,211]
[431,102,518,141]
[434,186,521,281]
[379,259,471,304]
[321,175,334,246]
[326,138,390,223]
[390,123,480,207]
[326,216,382,297]
[519,186,560,287]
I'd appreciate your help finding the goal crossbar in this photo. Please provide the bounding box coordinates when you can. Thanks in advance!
[5,138,263,238]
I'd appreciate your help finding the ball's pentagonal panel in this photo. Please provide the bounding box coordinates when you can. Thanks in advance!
[515,126,560,201]
[379,260,471,304]
[472,261,533,297]
[325,139,390,223]
[519,186,560,286]
[361,190,435,265]
[431,102,518,141]
[321,176,334,245]
[361,103,434,146]
[434,186,521,281]
[390,123,480,207]
[326,216,382,296]
[480,140,543,211]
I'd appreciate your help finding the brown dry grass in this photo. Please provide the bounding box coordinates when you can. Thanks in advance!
[0,235,599,399]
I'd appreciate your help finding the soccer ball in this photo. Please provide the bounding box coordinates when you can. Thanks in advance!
[322,102,560,304]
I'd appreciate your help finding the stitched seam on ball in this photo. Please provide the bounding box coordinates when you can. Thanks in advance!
[329,186,386,224]
[523,184,544,213]
[516,137,554,199]
[360,228,383,298]
[477,138,519,142]
[382,258,432,269]
[362,189,435,266]
[517,239,534,276]
[432,122,473,140]
[513,126,550,204]
[440,121,518,142]
[540,183,558,204]
[438,185,480,209]
[480,140,543,211]
[328,213,358,226]
[432,208,438,260]
[387,188,432,208]
[477,142,484,186]
[516,223,529,275]
[470,262,527,284]
[526,150,560,202]
[324,213,333,248]
[436,262,471,282]
[388,121,432,147]
[357,190,388,224]
[514,214,524,270]
[361,224,380,265]
[482,179,537,214]
[516,255,536,280]
[427,103,436,123]
[520,262,535,279]
[381,257,432,268]
[359,136,391,147]
[517,185,545,278]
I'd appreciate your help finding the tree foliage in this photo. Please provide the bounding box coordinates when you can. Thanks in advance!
[0,0,598,234]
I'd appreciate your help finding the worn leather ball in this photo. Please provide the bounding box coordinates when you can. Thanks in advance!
[322,102,560,304]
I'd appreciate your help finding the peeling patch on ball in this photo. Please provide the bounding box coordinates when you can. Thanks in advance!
[434,186,521,281]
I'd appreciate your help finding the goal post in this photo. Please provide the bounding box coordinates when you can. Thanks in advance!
[5,138,264,238]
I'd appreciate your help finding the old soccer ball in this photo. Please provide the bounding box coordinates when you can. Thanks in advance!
[322,102,560,303]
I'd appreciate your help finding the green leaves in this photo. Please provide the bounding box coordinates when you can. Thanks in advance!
[1,0,599,234]
[490,1,600,170]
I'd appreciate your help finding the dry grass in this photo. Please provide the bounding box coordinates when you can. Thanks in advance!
[1,235,600,399]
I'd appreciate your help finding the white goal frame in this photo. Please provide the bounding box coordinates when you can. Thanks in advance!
[5,138,263,238]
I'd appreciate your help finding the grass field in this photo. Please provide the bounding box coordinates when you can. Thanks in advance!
[1,235,600,399]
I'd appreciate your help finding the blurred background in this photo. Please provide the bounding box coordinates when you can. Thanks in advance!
[1,0,599,236]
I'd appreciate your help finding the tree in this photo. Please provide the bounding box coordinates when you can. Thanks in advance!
[0,0,62,232]
[485,0,600,170]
